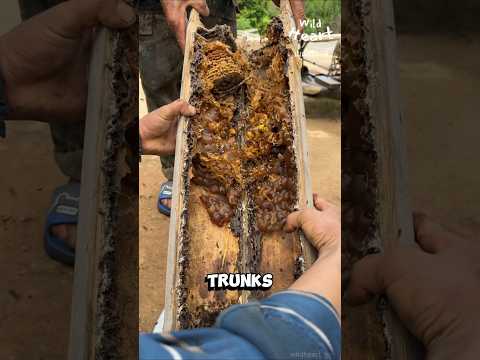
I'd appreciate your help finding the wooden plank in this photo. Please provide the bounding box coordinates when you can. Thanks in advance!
[164,2,314,331]
[342,0,423,358]
[280,0,316,268]
[68,27,112,360]
[364,0,422,358]
[163,9,202,332]
[68,24,139,359]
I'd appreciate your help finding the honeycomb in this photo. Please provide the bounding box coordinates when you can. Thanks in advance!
[190,17,297,233]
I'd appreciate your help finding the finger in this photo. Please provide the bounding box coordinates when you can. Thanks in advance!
[98,1,137,28]
[68,0,136,29]
[114,1,137,27]
[175,15,187,51]
[346,254,386,305]
[284,210,301,232]
[161,128,178,155]
[284,208,318,233]
[187,0,210,17]
[313,194,332,211]
[157,99,196,121]
[289,0,305,32]
[178,101,197,116]
[413,212,459,253]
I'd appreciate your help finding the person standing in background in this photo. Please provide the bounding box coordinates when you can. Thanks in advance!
[139,0,238,216]
[17,0,84,265]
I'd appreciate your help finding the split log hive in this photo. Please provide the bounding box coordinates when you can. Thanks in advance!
[68,23,139,360]
[164,5,314,331]
[342,0,423,358]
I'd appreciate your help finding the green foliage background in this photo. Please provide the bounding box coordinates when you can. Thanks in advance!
[237,0,341,34]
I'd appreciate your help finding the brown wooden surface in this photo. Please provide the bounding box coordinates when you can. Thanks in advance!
[185,185,240,309]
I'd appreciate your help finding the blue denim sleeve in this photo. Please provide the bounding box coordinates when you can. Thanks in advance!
[139,290,340,360]
[140,329,265,360]
[217,290,340,360]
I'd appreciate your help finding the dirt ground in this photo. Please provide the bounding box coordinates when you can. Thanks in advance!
[398,34,480,238]
[0,4,73,360]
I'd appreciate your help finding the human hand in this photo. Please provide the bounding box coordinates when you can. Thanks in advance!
[347,214,480,359]
[272,0,305,32]
[285,195,341,314]
[0,0,136,122]
[161,0,210,51]
[285,194,340,257]
[140,99,196,156]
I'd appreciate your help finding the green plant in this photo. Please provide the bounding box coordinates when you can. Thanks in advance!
[237,0,279,34]
[304,0,341,33]
[236,0,340,35]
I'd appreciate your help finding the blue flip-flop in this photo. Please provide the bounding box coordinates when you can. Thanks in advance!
[157,181,173,217]
[44,183,80,266]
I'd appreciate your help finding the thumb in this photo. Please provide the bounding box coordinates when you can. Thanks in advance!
[156,100,196,122]
[176,1,210,51]
[98,1,137,28]
[67,0,136,30]
[346,253,386,305]
[175,14,187,51]
[346,246,429,306]
[413,212,460,253]
[187,0,210,17]
[289,0,305,32]
[284,208,317,233]
[313,194,332,211]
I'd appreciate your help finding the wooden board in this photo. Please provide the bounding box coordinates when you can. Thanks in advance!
[164,1,314,331]
[342,0,423,358]
[68,28,112,360]
[364,2,422,358]
[68,24,138,360]
[163,9,201,332]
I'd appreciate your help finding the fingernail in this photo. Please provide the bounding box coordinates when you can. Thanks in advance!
[118,2,136,26]
[188,105,196,115]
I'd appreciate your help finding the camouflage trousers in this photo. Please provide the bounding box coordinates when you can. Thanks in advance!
[139,0,237,180]
[18,0,237,182]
